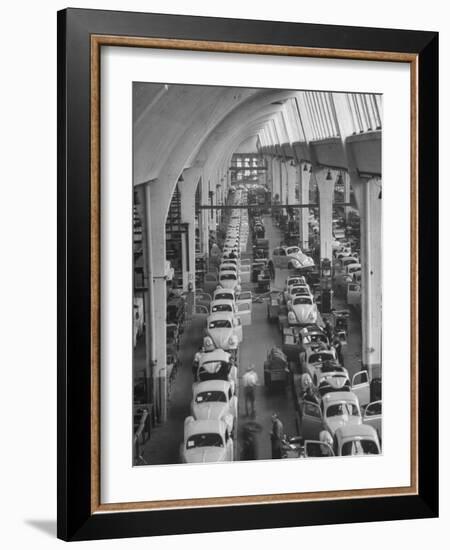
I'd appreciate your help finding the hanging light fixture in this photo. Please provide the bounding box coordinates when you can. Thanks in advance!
[309,165,312,173]
[336,172,344,186]
[303,163,308,172]
[326,169,332,180]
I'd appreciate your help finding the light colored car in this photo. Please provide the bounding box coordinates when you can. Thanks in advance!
[300,326,329,349]
[363,400,382,442]
[285,275,307,290]
[181,418,234,463]
[322,391,362,436]
[300,348,338,378]
[286,285,313,302]
[218,270,241,291]
[306,362,350,393]
[334,423,381,456]
[271,246,315,270]
[213,288,236,302]
[299,390,363,440]
[337,256,359,270]
[195,348,237,389]
[219,263,238,274]
[191,379,238,434]
[204,312,243,351]
[287,295,318,325]
[210,299,237,315]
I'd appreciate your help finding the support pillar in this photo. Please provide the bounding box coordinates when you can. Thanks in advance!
[285,162,297,206]
[180,167,201,292]
[343,171,351,221]
[145,181,170,423]
[351,176,382,379]
[136,184,154,409]
[314,168,335,262]
[279,160,286,213]
[264,155,272,192]
[299,163,311,250]
[271,157,281,203]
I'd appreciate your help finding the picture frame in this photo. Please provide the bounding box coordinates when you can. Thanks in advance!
[57,7,438,541]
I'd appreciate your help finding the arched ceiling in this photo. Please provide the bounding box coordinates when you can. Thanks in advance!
[134,83,382,205]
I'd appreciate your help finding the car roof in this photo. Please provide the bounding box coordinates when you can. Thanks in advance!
[199,349,230,364]
[193,379,231,394]
[208,311,234,321]
[335,424,377,439]
[185,419,225,437]
[214,288,235,296]
[322,391,359,404]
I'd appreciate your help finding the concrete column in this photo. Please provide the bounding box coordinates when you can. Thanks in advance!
[279,160,286,210]
[286,162,297,206]
[136,184,154,408]
[180,167,201,291]
[145,181,169,423]
[314,167,335,262]
[343,171,351,221]
[272,157,281,203]
[200,177,210,256]
[265,155,273,196]
[352,176,382,379]
[299,163,311,250]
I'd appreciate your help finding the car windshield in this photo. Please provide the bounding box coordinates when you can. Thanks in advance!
[186,433,224,449]
[215,293,233,301]
[318,383,350,397]
[212,304,232,312]
[326,403,359,417]
[209,320,232,329]
[310,352,334,363]
[292,288,309,295]
[309,334,327,343]
[221,266,237,272]
[341,440,379,456]
[365,402,382,416]
[195,391,227,403]
[287,247,300,255]
[293,297,312,305]
[220,274,237,281]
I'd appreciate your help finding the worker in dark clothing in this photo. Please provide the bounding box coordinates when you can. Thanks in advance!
[324,319,334,343]
[241,423,259,461]
[333,336,344,366]
[270,413,284,459]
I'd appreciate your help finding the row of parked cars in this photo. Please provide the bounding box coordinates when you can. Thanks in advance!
[263,265,381,458]
[180,190,251,463]
[278,271,382,457]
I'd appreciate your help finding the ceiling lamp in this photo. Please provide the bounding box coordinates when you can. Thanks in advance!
[326,170,332,180]
[336,172,344,186]
[303,164,308,172]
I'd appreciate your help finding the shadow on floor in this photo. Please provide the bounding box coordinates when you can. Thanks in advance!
[25,519,56,537]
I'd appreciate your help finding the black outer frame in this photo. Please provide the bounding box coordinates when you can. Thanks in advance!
[57,8,438,542]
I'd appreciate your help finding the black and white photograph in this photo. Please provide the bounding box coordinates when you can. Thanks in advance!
[132,84,382,466]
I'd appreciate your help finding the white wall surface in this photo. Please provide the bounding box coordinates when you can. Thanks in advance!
[0,1,446,548]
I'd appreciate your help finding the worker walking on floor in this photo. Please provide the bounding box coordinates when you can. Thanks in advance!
[242,364,258,417]
[270,412,285,459]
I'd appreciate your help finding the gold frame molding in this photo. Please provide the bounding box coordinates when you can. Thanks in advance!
[90,35,419,514]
